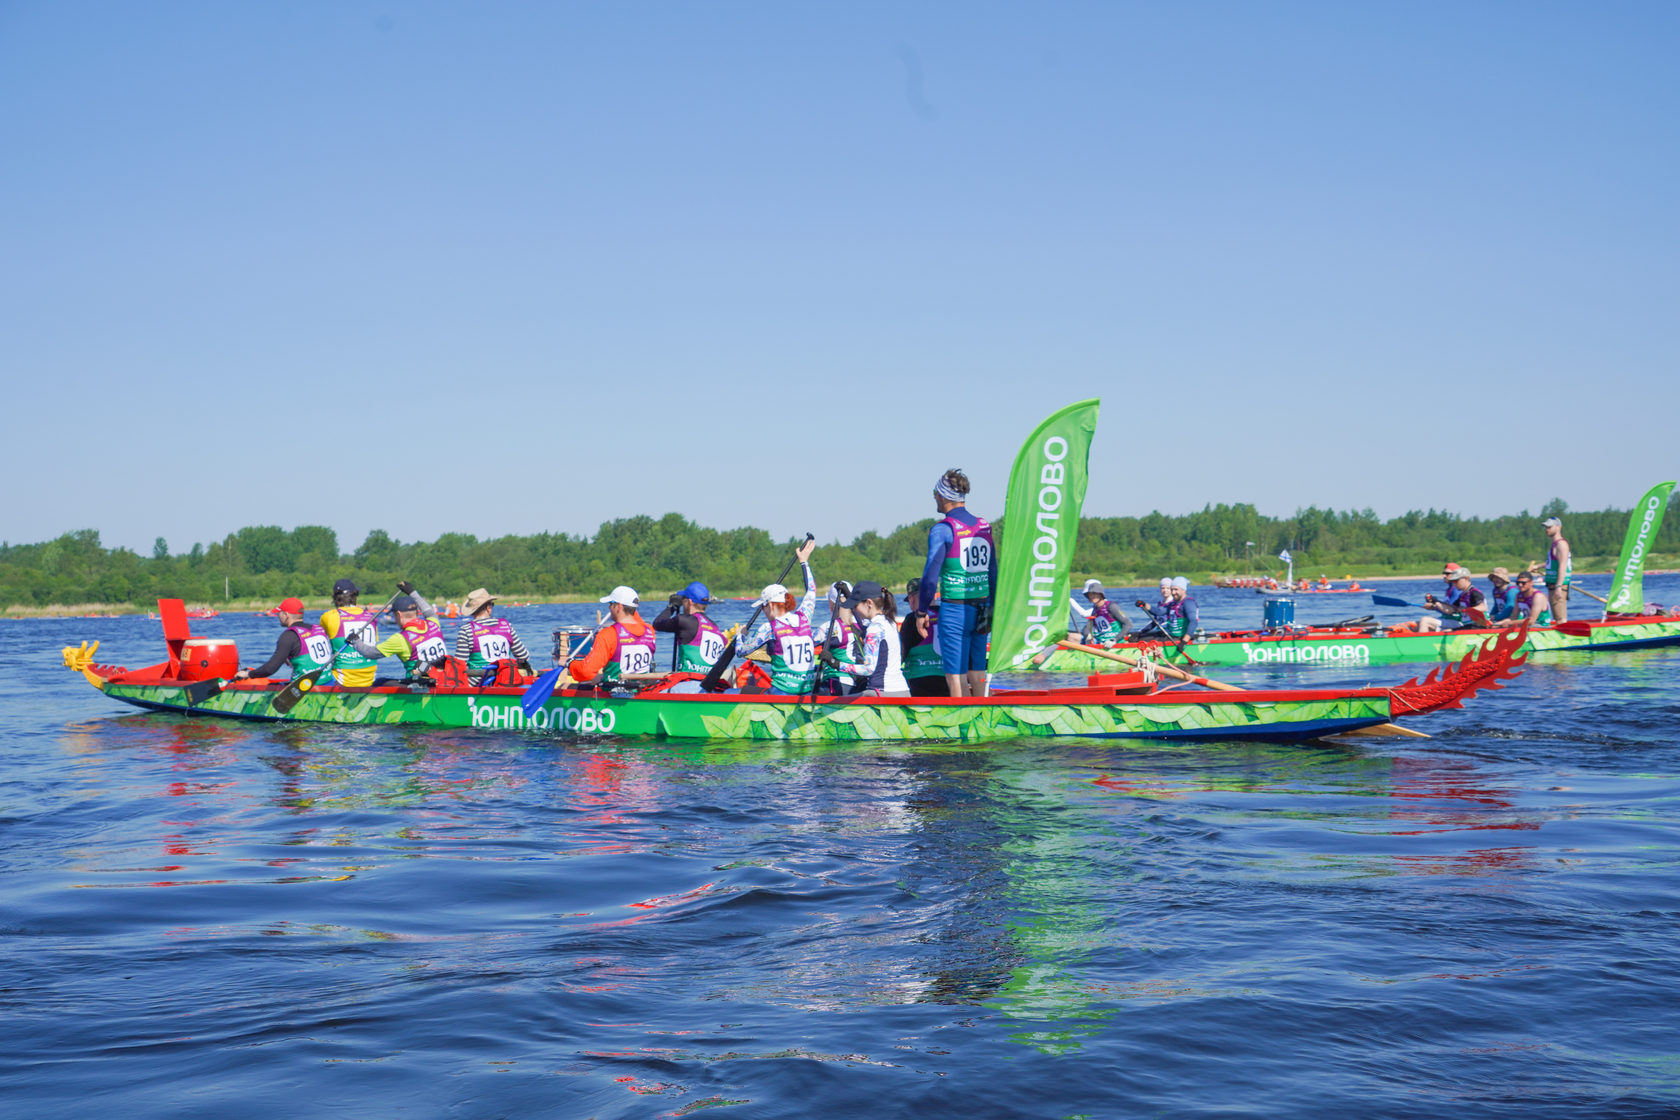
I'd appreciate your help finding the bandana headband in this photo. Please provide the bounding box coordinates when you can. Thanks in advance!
[935,473,965,502]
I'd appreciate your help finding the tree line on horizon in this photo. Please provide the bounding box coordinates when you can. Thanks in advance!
[2,499,1673,608]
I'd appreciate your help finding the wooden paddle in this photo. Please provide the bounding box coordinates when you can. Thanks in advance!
[1058,641,1429,739]
[1570,585,1608,605]
[701,534,814,692]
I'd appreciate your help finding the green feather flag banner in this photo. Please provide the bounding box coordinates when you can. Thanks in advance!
[989,398,1101,670]
[1604,481,1676,615]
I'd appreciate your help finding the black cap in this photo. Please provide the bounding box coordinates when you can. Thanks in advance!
[842,580,885,609]
[333,578,359,595]
[391,594,419,612]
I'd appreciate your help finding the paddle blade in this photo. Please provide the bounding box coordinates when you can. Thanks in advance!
[271,667,326,714]
[183,679,224,706]
[520,666,563,717]
[1371,594,1417,608]
[1552,621,1596,637]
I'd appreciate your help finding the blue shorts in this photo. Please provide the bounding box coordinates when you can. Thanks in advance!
[937,600,988,675]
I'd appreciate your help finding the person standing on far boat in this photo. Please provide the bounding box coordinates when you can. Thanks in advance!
[652,581,729,672]
[455,588,534,680]
[918,468,997,698]
[1537,516,1571,624]
[566,586,657,685]
[1486,567,1519,623]
[234,597,334,682]
[1494,570,1551,628]
[736,539,819,693]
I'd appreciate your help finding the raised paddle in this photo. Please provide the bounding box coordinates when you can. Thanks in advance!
[701,533,814,692]
[1569,585,1608,605]
[1059,641,1428,738]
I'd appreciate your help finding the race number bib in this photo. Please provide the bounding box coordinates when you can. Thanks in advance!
[304,635,333,664]
[960,538,992,573]
[414,637,448,663]
[478,634,512,662]
[619,645,654,674]
[699,633,726,662]
[342,620,373,641]
[781,636,815,670]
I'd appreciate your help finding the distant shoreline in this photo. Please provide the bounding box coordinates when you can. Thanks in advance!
[7,567,1662,619]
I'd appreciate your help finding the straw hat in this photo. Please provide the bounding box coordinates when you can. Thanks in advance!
[1488,567,1512,583]
[462,588,496,615]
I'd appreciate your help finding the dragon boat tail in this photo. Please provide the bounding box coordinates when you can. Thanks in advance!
[63,600,1530,744]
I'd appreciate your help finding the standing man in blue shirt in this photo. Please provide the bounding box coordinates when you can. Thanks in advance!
[917,468,997,697]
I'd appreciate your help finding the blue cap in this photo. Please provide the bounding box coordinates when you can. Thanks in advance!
[680,581,711,604]
[333,578,359,595]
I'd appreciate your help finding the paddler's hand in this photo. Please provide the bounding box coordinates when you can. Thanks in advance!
[398,580,416,595]
[796,538,816,564]
[234,669,250,681]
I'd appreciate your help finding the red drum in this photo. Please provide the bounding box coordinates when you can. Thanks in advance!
[179,638,238,681]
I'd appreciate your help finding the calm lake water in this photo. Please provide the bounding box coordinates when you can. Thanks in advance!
[4,577,1679,1118]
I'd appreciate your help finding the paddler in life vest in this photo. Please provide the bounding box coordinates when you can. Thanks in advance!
[320,578,385,686]
[351,593,450,682]
[566,586,657,685]
[1540,516,1571,624]
[1486,567,1519,623]
[455,587,534,682]
[832,581,909,696]
[1071,579,1130,646]
[234,597,334,682]
[817,581,862,696]
[1419,564,1486,632]
[735,539,819,694]
[1166,577,1201,639]
[652,581,728,674]
[900,578,949,698]
[918,469,996,698]
[1131,578,1174,640]
[1494,570,1552,628]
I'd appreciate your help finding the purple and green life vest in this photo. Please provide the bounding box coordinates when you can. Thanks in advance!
[465,617,518,674]
[608,621,658,680]
[329,605,379,675]
[679,614,727,672]
[938,514,995,602]
[1089,600,1121,644]
[820,616,861,684]
[398,618,448,675]
[1546,541,1572,586]
[765,612,816,693]
[287,621,334,679]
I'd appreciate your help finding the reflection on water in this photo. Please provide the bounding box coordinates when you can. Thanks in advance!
[6,604,1680,1115]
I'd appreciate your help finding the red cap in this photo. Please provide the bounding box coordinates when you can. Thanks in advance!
[279,597,306,614]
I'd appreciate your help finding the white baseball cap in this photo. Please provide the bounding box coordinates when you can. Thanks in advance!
[759,583,789,605]
[599,586,639,607]
[1543,517,1562,528]
[1083,579,1104,594]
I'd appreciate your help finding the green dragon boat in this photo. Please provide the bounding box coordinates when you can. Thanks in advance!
[63,601,1531,744]
[1026,615,1680,673]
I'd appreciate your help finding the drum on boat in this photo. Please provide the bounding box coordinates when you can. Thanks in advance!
[179,638,238,681]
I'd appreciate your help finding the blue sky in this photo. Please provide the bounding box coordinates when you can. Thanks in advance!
[3,2,1677,556]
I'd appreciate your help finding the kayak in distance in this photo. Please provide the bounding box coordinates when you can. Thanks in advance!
[1028,614,1680,672]
[62,600,1531,745]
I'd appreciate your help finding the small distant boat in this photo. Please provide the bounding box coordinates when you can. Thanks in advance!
[185,608,220,620]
